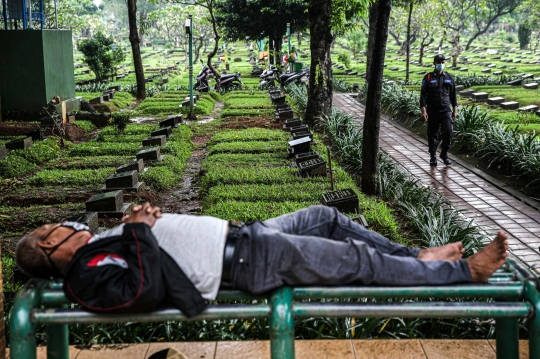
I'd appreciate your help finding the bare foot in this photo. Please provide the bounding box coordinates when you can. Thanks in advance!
[418,242,465,262]
[467,231,509,282]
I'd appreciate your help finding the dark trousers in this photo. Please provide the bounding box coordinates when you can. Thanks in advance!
[224,205,471,294]
[427,111,453,157]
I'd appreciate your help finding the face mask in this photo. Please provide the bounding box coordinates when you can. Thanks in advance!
[40,221,91,275]
[435,64,445,72]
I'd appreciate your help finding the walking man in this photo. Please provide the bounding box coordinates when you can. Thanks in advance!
[420,54,458,166]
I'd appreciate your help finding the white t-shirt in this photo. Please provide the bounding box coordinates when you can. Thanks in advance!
[90,213,229,300]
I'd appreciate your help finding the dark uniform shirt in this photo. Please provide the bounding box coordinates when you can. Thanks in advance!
[420,71,458,113]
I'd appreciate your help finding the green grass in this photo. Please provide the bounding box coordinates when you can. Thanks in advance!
[221,108,274,118]
[74,120,97,132]
[204,200,317,221]
[0,155,38,179]
[224,97,273,109]
[11,138,63,164]
[68,142,140,157]
[208,129,289,145]
[27,168,115,186]
[100,124,158,136]
[207,141,285,155]
[201,153,289,170]
[45,156,132,170]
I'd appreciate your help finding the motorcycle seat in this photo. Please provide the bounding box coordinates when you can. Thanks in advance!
[280,72,298,80]
[221,73,238,79]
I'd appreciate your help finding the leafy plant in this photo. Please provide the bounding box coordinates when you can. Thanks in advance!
[77,32,126,81]
[109,112,132,134]
[0,155,38,178]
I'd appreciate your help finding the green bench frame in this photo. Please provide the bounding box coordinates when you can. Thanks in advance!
[10,258,540,359]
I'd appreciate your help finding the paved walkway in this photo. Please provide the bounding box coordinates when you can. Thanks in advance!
[9,339,531,359]
[333,94,540,268]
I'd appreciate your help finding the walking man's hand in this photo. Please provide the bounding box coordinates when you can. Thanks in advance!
[452,108,457,121]
[421,110,428,122]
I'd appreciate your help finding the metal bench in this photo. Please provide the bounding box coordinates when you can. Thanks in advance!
[10,258,540,359]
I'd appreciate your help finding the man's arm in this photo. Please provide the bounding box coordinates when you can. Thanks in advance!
[64,205,166,313]
[420,74,429,121]
[450,75,458,120]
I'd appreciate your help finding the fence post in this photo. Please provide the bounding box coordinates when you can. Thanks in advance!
[46,304,69,359]
[525,280,540,359]
[496,318,519,359]
[269,287,295,359]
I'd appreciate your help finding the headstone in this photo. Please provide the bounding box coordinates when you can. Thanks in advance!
[493,71,503,75]
[289,125,310,135]
[471,92,489,101]
[487,97,505,106]
[160,115,182,128]
[322,188,359,214]
[0,146,6,160]
[454,85,465,92]
[292,130,314,141]
[151,127,172,138]
[487,64,496,68]
[518,105,539,112]
[136,147,164,162]
[63,212,99,234]
[500,101,520,110]
[116,159,144,174]
[298,157,327,177]
[89,96,104,104]
[459,68,469,72]
[68,115,76,124]
[481,68,491,73]
[351,215,369,228]
[522,74,534,79]
[508,66,517,69]
[277,110,294,120]
[25,129,43,141]
[498,65,506,68]
[108,85,121,91]
[272,95,286,105]
[294,151,319,164]
[104,90,115,99]
[507,79,522,86]
[103,170,143,192]
[390,67,399,71]
[459,89,476,98]
[288,136,312,157]
[85,190,131,218]
[5,137,32,150]
[142,135,167,147]
[524,83,539,90]
[283,118,302,131]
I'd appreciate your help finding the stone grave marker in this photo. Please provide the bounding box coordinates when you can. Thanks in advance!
[151,127,172,138]
[103,170,143,192]
[136,147,164,162]
[498,65,507,68]
[518,105,539,112]
[493,71,503,75]
[116,159,145,174]
[481,68,491,73]
[508,66,517,69]
[104,90,115,99]
[455,85,465,92]
[108,85,121,91]
[500,101,520,110]
[160,115,182,128]
[25,129,43,141]
[86,190,131,218]
[0,146,7,160]
[283,118,302,131]
[277,109,294,120]
[142,135,166,147]
[322,188,359,214]
[289,125,309,135]
[292,130,314,141]
[523,74,534,79]
[5,137,32,150]
[524,83,539,90]
[89,96,104,104]
[352,215,369,228]
[294,151,319,165]
[487,64,496,68]
[507,79,522,86]
[487,97,505,106]
[459,68,469,72]
[288,136,312,157]
[298,157,327,177]
[459,89,475,98]
[102,94,111,102]
[472,92,489,101]
[63,212,99,234]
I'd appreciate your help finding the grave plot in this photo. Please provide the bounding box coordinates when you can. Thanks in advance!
[135,91,220,117]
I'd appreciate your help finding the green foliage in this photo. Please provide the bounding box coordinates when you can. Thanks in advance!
[100,124,157,136]
[2,256,23,292]
[140,166,177,191]
[75,120,97,132]
[453,106,494,151]
[69,142,140,156]
[12,138,62,164]
[208,129,289,145]
[334,78,353,93]
[205,200,317,221]
[109,112,132,134]
[45,156,132,170]
[337,51,351,69]
[207,141,286,155]
[224,97,272,109]
[77,32,126,81]
[202,153,288,170]
[27,168,114,186]
[518,23,532,50]
[221,108,274,118]
[0,155,38,178]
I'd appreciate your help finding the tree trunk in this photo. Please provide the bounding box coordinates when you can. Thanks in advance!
[305,0,333,126]
[405,1,413,83]
[269,37,275,65]
[205,0,221,90]
[127,0,146,100]
[365,1,378,84]
[361,0,392,196]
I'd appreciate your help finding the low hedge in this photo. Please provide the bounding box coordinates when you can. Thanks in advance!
[27,167,115,186]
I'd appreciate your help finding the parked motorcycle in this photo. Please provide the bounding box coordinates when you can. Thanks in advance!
[259,65,282,88]
[279,67,309,87]
[194,60,243,92]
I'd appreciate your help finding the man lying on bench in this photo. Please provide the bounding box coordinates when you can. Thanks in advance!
[15,203,508,317]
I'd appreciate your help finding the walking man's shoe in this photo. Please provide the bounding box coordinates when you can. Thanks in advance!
[430,156,437,166]
[440,154,452,166]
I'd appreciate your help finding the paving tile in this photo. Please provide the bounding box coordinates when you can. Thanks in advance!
[215,341,270,359]
[146,342,216,359]
[353,340,426,359]
[295,340,354,359]
[77,344,149,359]
[420,340,494,359]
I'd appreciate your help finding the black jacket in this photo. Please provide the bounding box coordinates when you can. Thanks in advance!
[420,71,458,113]
[61,223,208,317]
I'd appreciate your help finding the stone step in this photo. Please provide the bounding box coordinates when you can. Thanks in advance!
[518,105,539,112]
[500,101,520,110]
[487,97,505,106]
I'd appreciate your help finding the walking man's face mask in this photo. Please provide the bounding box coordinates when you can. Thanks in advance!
[40,222,90,274]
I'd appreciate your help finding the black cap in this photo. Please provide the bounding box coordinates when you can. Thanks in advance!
[434,54,446,62]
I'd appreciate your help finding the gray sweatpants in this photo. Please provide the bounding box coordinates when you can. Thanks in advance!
[226,205,472,294]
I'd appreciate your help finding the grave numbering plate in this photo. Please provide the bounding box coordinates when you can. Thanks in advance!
[102,170,143,192]
[288,136,312,157]
[63,212,99,234]
[294,151,319,164]
[116,159,145,174]
[136,147,164,162]
[322,188,359,214]
[298,157,327,177]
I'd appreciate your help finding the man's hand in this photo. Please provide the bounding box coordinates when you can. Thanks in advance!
[452,108,457,121]
[421,108,428,122]
[121,202,162,228]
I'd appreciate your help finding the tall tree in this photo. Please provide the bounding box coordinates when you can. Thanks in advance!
[404,0,414,83]
[362,0,392,196]
[127,0,146,100]
[365,1,378,84]
[437,0,475,67]
[411,6,434,65]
